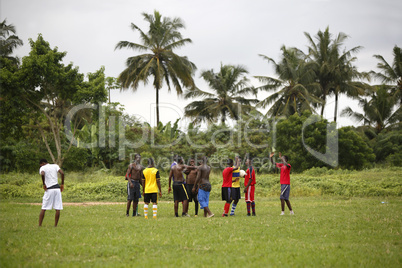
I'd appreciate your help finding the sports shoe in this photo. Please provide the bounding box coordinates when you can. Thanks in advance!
[207,213,215,218]
[126,213,129,217]
[290,211,294,215]
[247,213,251,216]
[222,213,228,217]
[153,216,157,219]
[252,213,256,216]
[144,216,148,219]
[182,213,190,217]
[230,213,235,216]
[280,211,285,215]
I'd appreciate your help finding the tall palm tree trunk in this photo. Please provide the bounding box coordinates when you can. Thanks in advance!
[334,93,339,122]
[320,94,326,117]
[156,88,160,125]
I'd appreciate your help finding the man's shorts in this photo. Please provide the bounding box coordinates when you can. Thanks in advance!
[173,181,189,202]
[245,185,255,202]
[231,187,241,201]
[221,187,232,202]
[127,180,141,202]
[198,188,210,209]
[144,193,158,203]
[186,184,198,202]
[42,189,63,210]
[280,184,290,200]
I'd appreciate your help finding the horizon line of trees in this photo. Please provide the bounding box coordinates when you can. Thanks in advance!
[0,13,401,173]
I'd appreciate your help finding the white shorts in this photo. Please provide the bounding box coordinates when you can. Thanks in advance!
[42,189,63,210]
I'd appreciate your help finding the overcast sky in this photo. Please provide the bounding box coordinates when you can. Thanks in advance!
[1,0,401,129]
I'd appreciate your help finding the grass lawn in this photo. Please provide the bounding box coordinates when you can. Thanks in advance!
[0,197,400,267]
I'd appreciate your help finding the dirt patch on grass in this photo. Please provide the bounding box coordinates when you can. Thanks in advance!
[19,201,175,206]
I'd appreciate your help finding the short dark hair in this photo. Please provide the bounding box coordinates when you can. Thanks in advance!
[148,158,154,165]
[283,155,289,162]
[227,159,234,166]
[39,159,48,164]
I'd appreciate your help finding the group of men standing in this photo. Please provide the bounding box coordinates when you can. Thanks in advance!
[36,151,293,226]
[125,154,261,219]
[125,154,214,219]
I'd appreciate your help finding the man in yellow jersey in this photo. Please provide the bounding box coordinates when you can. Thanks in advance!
[230,156,241,216]
[141,158,162,219]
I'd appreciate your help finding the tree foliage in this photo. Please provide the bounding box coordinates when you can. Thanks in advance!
[184,64,258,125]
[115,10,196,125]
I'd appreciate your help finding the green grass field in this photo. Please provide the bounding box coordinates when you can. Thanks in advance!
[1,197,400,267]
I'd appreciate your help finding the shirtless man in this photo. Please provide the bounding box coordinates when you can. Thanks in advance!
[168,156,196,217]
[184,158,199,217]
[125,153,143,217]
[193,156,214,218]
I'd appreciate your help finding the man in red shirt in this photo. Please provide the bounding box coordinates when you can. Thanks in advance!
[243,157,256,216]
[270,152,294,215]
[221,157,240,217]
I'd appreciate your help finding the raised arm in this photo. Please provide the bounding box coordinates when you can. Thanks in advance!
[270,152,275,165]
[234,157,241,170]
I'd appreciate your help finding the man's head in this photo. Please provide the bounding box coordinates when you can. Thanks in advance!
[199,156,208,165]
[189,158,195,166]
[282,155,289,162]
[176,156,183,164]
[246,157,253,166]
[134,153,141,162]
[148,158,155,167]
[226,159,234,166]
[39,159,48,166]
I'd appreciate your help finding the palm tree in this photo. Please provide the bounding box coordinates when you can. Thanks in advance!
[255,46,321,117]
[0,19,23,64]
[184,64,258,125]
[371,45,402,104]
[115,11,196,125]
[331,56,368,122]
[341,85,401,134]
[304,27,365,121]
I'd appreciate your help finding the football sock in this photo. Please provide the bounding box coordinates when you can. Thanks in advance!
[175,212,179,217]
[247,202,251,214]
[153,205,157,218]
[224,203,230,215]
[195,201,199,216]
[144,204,148,218]
[230,203,237,215]
[251,202,256,214]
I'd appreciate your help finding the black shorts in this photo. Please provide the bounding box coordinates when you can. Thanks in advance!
[144,193,158,203]
[221,187,232,202]
[127,180,141,202]
[186,184,198,202]
[173,181,189,202]
[231,187,241,201]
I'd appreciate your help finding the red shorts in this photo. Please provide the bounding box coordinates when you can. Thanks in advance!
[244,185,255,202]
